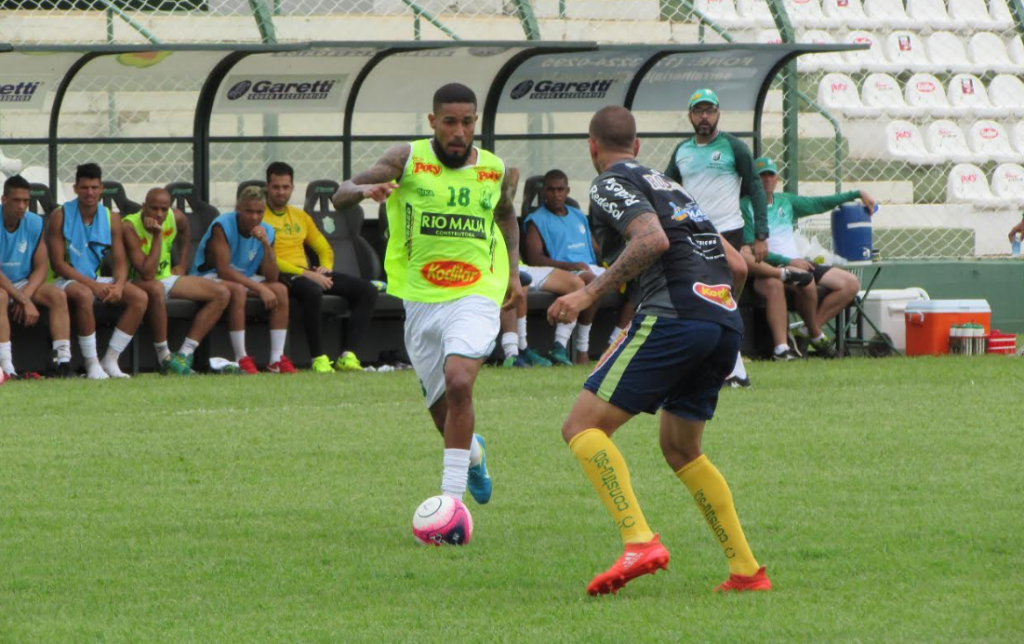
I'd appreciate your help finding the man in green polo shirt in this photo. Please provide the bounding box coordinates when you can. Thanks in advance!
[741,157,876,359]
[123,187,231,374]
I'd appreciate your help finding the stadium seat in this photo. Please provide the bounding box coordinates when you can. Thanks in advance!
[947,73,1004,118]
[988,0,1015,29]
[947,0,1003,30]
[303,180,383,283]
[19,166,66,205]
[886,120,943,164]
[821,0,874,28]
[966,120,1020,162]
[783,0,841,28]
[1011,121,1024,155]
[925,32,975,74]
[905,73,965,118]
[693,0,757,29]
[757,29,783,44]
[988,75,1024,117]
[818,73,876,117]
[235,179,266,199]
[841,31,892,73]
[797,31,846,72]
[947,163,1007,208]
[27,183,55,217]
[990,163,1024,206]
[737,0,777,26]
[863,0,913,28]
[862,73,925,118]
[926,120,984,163]
[164,181,218,245]
[883,31,930,74]
[906,0,959,30]
[101,181,142,215]
[968,32,1019,73]
[521,175,583,219]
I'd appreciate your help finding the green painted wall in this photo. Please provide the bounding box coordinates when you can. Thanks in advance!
[868,260,1024,333]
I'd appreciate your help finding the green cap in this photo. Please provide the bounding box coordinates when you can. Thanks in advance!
[754,157,778,175]
[688,88,719,109]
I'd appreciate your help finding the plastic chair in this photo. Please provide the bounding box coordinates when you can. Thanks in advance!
[948,0,1002,29]
[821,0,873,28]
[886,120,943,164]
[947,73,1004,118]
[947,163,1007,208]
[883,31,930,74]
[925,32,975,74]
[784,0,841,28]
[988,75,1024,117]
[863,0,913,27]
[904,73,964,118]
[693,0,757,29]
[101,180,142,216]
[968,32,1019,73]
[862,73,925,118]
[842,31,894,73]
[988,0,1015,29]
[906,0,959,29]
[737,0,777,26]
[818,72,877,117]
[1011,121,1024,155]
[797,31,846,72]
[926,120,983,163]
[966,120,1020,163]
[990,163,1024,206]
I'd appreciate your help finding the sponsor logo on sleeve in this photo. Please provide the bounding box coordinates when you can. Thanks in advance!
[590,178,641,220]
[421,260,481,287]
[693,282,737,311]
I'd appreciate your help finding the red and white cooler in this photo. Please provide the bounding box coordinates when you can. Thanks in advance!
[905,299,991,356]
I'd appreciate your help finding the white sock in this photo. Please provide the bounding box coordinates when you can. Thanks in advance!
[154,341,170,363]
[229,330,246,360]
[729,351,748,380]
[501,332,519,358]
[441,448,471,499]
[609,326,625,346]
[574,323,592,353]
[101,329,132,378]
[78,333,98,361]
[554,321,575,347]
[179,337,200,357]
[0,342,14,375]
[269,329,287,364]
[53,339,72,363]
[516,317,528,351]
[812,333,828,344]
[469,435,482,467]
[774,344,789,355]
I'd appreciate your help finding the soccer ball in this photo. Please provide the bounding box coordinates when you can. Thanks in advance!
[412,495,473,546]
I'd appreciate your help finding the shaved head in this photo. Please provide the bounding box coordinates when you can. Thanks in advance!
[589,106,636,153]
[145,187,170,205]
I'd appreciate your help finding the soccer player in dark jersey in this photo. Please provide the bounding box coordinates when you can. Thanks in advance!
[550,106,770,596]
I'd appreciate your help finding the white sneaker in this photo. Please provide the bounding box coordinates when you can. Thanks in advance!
[100,358,130,379]
[86,361,109,380]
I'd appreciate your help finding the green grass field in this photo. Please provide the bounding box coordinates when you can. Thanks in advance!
[2,357,1023,643]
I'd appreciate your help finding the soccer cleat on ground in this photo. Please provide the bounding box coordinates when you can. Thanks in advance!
[334,351,363,372]
[521,347,552,367]
[267,356,296,374]
[53,362,75,378]
[809,337,838,359]
[587,534,670,596]
[714,566,772,592]
[161,353,193,376]
[237,356,259,375]
[312,355,334,374]
[547,342,573,366]
[5,371,43,381]
[502,354,530,368]
[467,435,492,505]
[780,267,813,287]
[772,348,801,362]
[724,375,752,388]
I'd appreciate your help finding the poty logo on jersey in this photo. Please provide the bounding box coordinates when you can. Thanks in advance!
[422,261,481,287]
[693,282,737,311]
[509,78,615,100]
[226,78,336,102]
[0,81,43,103]
[413,162,442,176]
[476,169,501,182]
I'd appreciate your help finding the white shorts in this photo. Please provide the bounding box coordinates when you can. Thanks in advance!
[403,295,500,408]
[583,264,606,277]
[160,275,181,296]
[12,279,28,290]
[519,265,555,292]
[200,273,264,284]
[53,276,113,296]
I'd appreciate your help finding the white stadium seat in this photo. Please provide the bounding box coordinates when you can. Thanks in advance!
[821,0,874,28]
[906,0,959,30]
[862,73,925,118]
[905,73,965,118]
[991,163,1024,206]
[1012,121,1024,155]
[818,72,876,117]
[988,75,1024,118]
[886,120,943,164]
[784,0,842,27]
[966,120,1020,163]
[693,0,757,30]
[987,0,1015,30]
[925,32,975,74]
[926,120,984,163]
[798,31,847,72]
[842,31,894,73]
[863,0,913,28]
[737,0,777,26]
[968,32,1019,74]
[948,73,1004,118]
[947,163,1006,208]
[757,28,783,44]
[947,0,1002,30]
[884,31,931,74]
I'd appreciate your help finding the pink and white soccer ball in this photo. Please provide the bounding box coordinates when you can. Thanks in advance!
[412,495,473,546]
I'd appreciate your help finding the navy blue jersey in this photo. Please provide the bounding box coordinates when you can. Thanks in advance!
[589,159,742,333]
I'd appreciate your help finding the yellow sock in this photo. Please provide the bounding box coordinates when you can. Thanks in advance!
[569,428,654,545]
[676,454,760,576]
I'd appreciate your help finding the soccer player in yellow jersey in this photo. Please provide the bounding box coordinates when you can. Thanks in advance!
[264,161,378,374]
[333,83,523,509]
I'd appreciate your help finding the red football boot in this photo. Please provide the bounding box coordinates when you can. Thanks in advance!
[587,534,670,596]
[714,566,772,592]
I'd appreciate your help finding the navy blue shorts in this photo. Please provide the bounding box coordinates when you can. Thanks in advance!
[584,315,741,421]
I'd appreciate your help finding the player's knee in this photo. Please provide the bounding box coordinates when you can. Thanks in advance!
[732,258,748,283]
[50,288,69,312]
[127,285,149,311]
[444,371,475,404]
[227,283,246,304]
[146,283,166,306]
[212,285,231,308]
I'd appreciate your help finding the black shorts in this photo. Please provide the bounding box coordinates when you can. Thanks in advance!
[721,228,745,251]
[811,264,832,283]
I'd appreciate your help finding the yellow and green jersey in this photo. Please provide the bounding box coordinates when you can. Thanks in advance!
[384,139,508,306]
[123,211,176,280]
[265,204,333,275]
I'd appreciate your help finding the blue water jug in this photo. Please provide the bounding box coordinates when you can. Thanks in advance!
[831,203,873,262]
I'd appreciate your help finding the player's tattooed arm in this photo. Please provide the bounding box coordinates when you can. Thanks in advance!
[332,143,410,208]
[494,167,521,268]
[583,212,668,300]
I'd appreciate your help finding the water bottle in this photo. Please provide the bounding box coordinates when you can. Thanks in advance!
[1012,233,1022,257]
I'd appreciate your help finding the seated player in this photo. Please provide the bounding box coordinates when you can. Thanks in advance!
[264,161,378,373]
[0,174,73,378]
[523,169,604,364]
[190,185,294,374]
[122,187,231,374]
[741,157,874,359]
[48,163,148,379]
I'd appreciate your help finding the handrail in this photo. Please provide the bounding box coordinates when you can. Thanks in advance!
[94,0,161,45]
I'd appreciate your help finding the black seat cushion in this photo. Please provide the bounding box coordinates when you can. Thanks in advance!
[102,181,142,216]
[28,183,56,217]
